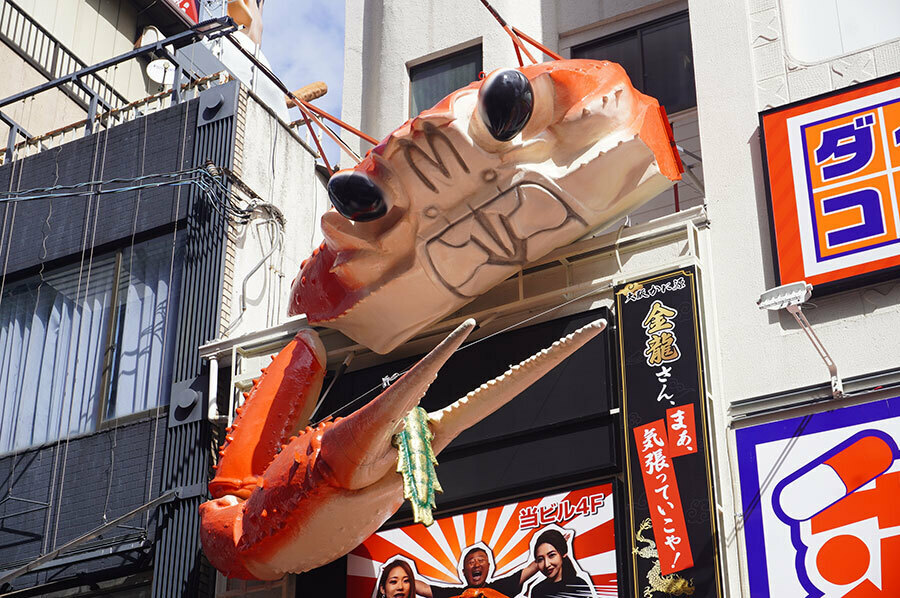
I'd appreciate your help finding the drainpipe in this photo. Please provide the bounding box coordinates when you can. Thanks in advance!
[207,356,219,422]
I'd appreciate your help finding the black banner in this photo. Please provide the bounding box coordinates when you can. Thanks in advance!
[615,267,721,598]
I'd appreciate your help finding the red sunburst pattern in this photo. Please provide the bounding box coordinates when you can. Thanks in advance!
[348,483,617,598]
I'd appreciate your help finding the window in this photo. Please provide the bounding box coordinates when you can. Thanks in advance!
[0,235,182,452]
[409,45,482,117]
[781,0,900,63]
[573,12,696,114]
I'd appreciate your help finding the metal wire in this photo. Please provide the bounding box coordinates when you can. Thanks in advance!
[314,284,608,424]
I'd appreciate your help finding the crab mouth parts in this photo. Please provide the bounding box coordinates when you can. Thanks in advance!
[424,182,587,298]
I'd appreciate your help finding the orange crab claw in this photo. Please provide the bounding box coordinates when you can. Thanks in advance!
[209,329,326,500]
[319,318,476,490]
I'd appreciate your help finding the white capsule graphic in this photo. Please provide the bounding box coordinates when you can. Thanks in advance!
[775,432,896,522]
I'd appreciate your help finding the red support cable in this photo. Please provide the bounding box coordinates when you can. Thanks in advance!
[511,37,524,67]
[511,27,563,61]
[292,98,364,164]
[290,98,333,175]
[296,99,379,147]
[503,25,536,64]
[478,0,538,65]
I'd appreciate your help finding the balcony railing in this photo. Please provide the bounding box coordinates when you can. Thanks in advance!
[0,16,238,164]
[0,0,130,112]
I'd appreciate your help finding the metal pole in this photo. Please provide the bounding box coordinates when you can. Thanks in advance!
[6,124,18,163]
[0,490,178,586]
[84,93,98,136]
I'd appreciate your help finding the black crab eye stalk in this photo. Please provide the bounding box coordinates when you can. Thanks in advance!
[477,68,534,142]
[327,171,388,222]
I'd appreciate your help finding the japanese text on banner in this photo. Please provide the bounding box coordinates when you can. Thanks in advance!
[634,420,694,574]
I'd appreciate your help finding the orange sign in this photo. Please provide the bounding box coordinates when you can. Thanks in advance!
[761,73,900,290]
[347,483,617,598]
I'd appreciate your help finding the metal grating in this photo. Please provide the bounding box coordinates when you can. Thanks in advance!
[152,84,238,598]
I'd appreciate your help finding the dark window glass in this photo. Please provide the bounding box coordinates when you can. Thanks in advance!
[573,12,696,114]
[0,235,180,453]
[409,45,483,117]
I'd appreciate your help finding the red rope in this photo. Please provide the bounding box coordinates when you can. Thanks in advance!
[512,27,563,61]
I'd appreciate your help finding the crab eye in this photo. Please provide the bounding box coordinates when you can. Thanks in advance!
[327,171,388,222]
[477,69,534,142]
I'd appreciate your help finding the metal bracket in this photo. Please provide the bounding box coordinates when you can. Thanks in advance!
[758,282,844,400]
[786,304,844,399]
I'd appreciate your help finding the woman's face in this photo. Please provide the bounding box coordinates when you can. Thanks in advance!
[535,543,564,582]
[381,565,411,598]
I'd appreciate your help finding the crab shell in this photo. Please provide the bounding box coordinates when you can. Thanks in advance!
[290,59,681,354]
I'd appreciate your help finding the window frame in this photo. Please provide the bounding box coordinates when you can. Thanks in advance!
[408,43,483,118]
[571,11,696,115]
[98,232,183,428]
[0,229,182,454]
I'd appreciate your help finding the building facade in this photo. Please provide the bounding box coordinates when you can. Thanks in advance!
[3,0,900,597]
[0,1,328,596]
[321,1,900,597]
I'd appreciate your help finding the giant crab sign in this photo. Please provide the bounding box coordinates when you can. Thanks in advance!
[199,59,681,580]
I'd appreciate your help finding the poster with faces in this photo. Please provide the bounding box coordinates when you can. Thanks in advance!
[347,483,617,598]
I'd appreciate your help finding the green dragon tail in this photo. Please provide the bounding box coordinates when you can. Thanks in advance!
[393,406,442,526]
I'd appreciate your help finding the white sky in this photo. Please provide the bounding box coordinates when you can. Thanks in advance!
[261,0,345,166]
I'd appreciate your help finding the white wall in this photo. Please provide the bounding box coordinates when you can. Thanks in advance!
[225,91,327,337]
[342,0,551,155]
[690,0,900,594]
[694,0,900,403]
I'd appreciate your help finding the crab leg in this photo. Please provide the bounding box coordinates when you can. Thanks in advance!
[319,318,476,490]
[200,318,607,579]
[429,318,607,453]
[209,329,327,499]
[201,319,476,579]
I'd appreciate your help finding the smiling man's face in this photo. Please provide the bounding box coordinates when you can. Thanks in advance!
[462,549,490,587]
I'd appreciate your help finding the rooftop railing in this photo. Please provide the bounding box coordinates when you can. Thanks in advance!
[0,0,129,112]
[0,16,238,164]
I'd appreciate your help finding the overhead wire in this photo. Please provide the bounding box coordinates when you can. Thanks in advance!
[313,283,609,425]
[146,98,193,521]
[0,167,262,227]
[50,119,108,551]
[0,157,251,546]
[0,143,22,507]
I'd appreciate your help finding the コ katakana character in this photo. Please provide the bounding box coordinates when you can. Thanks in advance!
[821,188,885,247]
